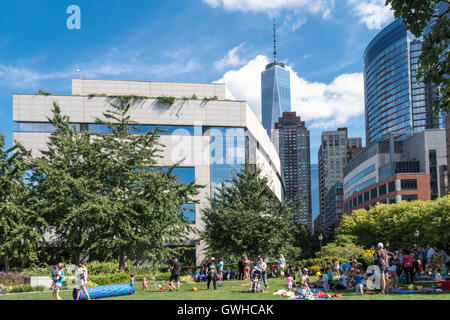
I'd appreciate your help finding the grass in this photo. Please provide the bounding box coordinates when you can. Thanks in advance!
[0,277,448,301]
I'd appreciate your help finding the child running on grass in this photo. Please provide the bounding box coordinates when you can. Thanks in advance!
[354,269,364,296]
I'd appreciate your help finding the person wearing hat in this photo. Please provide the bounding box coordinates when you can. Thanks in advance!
[206,257,218,290]
[375,242,395,294]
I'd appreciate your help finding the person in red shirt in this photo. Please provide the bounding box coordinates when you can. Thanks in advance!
[402,249,415,284]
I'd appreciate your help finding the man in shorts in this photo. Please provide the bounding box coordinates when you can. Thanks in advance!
[169,257,181,291]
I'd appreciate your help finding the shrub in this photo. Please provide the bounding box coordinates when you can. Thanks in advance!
[0,284,7,294]
[124,263,156,275]
[180,275,194,284]
[23,266,53,277]
[154,272,171,282]
[156,96,176,105]
[86,281,98,288]
[88,273,130,286]
[9,284,34,293]
[0,272,26,287]
[87,261,119,275]
[35,285,45,292]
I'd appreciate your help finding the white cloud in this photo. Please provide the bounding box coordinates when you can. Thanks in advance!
[215,55,266,119]
[214,42,247,70]
[0,48,201,90]
[348,0,394,30]
[203,0,334,17]
[215,55,364,129]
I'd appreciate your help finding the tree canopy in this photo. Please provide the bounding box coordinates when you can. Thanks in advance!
[31,98,203,270]
[340,196,450,250]
[201,158,299,260]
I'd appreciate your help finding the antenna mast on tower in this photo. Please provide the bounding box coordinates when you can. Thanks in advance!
[273,17,277,63]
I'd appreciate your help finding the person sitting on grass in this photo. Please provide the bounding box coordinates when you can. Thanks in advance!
[296,276,312,297]
[335,273,347,290]
[354,269,365,296]
[435,268,443,281]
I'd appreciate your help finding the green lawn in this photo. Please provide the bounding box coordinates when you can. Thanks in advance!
[1,278,448,300]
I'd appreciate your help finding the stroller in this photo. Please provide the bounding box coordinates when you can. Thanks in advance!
[248,268,264,293]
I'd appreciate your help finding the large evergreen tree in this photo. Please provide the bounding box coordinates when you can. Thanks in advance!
[385,0,449,113]
[32,98,203,270]
[0,133,44,271]
[201,159,297,260]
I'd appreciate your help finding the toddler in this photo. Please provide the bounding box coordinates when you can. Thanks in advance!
[354,270,364,295]
[142,277,148,291]
[297,276,312,296]
[130,273,135,287]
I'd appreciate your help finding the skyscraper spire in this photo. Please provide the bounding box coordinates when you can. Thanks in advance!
[273,17,277,63]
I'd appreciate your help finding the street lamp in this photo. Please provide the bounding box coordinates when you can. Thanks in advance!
[318,233,323,258]
[414,229,420,248]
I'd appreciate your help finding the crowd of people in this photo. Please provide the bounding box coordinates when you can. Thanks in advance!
[48,244,448,299]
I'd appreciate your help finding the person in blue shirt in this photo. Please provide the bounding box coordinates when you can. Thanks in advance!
[354,270,365,295]
[52,263,66,301]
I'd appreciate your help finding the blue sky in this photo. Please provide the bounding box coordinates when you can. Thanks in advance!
[0,0,395,162]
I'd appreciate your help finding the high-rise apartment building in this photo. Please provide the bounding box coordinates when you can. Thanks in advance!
[317,128,362,234]
[311,163,320,234]
[363,19,444,145]
[261,19,291,136]
[272,112,312,229]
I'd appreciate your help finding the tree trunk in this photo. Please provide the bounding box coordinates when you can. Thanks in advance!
[119,250,126,272]
[3,255,9,273]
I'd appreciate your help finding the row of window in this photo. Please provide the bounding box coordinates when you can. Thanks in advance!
[345,179,418,211]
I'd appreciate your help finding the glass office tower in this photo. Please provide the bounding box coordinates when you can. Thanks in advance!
[363,19,443,145]
[261,62,291,136]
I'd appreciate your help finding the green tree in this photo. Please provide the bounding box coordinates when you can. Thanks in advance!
[87,97,203,270]
[319,234,365,262]
[201,159,297,260]
[291,224,319,259]
[385,0,450,113]
[32,99,203,270]
[340,196,450,250]
[0,133,44,271]
[31,103,112,264]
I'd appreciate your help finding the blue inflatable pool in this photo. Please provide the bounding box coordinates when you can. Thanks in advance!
[72,284,135,300]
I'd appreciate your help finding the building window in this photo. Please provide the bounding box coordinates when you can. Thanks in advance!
[371,188,378,199]
[401,179,417,190]
[357,194,363,205]
[402,194,418,202]
[379,184,387,196]
[388,181,396,193]
[364,191,370,202]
